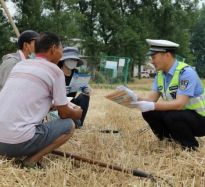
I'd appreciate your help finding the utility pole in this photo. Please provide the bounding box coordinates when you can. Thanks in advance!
[0,0,20,37]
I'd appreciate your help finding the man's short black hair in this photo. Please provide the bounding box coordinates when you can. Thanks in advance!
[17,30,39,50]
[35,32,61,53]
[166,50,176,58]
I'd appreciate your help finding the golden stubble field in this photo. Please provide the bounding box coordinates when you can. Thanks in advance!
[1,79,205,187]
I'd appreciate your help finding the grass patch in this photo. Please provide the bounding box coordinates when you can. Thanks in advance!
[1,81,205,187]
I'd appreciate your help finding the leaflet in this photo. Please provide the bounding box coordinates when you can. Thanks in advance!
[67,72,91,93]
[105,90,134,108]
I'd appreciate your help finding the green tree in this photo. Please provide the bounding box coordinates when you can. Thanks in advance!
[11,0,43,32]
[2,0,201,80]
[11,0,82,43]
[154,0,199,64]
[0,8,16,60]
[191,5,205,77]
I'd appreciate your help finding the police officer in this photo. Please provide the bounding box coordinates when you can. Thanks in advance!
[130,39,205,150]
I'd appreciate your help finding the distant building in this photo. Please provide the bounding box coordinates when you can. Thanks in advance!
[133,59,156,77]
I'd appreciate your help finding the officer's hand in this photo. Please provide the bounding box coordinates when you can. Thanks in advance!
[116,85,138,102]
[131,101,155,112]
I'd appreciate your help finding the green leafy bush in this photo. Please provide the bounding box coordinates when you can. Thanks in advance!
[92,71,106,83]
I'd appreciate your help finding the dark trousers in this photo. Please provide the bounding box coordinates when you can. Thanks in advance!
[142,110,205,149]
[71,93,90,127]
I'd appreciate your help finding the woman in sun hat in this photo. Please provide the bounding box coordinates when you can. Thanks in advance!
[58,47,91,129]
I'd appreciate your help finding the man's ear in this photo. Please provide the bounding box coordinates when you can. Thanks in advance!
[23,42,29,51]
[50,45,54,54]
[167,52,173,58]
[50,45,57,54]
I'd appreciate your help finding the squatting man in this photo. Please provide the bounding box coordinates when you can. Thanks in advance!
[0,32,82,167]
[120,39,205,151]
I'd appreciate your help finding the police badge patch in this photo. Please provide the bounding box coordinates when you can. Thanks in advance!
[179,80,189,90]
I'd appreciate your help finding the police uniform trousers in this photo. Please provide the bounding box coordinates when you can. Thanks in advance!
[142,110,205,149]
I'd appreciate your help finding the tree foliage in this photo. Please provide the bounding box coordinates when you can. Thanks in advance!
[0,8,16,59]
[191,5,205,77]
[0,0,202,76]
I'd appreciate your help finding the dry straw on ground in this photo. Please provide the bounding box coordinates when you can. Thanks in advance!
[1,79,205,187]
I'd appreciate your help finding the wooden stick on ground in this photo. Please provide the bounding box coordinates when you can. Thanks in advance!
[51,150,153,179]
[52,150,174,186]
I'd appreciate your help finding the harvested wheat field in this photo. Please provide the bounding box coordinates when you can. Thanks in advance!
[1,79,205,187]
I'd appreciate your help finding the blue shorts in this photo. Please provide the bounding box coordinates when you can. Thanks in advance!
[0,118,74,157]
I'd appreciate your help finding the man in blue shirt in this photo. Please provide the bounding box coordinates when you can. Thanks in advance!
[131,39,205,151]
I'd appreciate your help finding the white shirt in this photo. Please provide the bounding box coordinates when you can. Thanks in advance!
[0,57,68,144]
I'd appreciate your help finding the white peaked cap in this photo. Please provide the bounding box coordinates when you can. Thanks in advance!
[146,39,179,48]
[146,39,179,56]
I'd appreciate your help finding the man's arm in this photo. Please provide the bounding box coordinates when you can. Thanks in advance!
[154,94,189,110]
[56,104,83,119]
[138,91,160,102]
[154,66,201,111]
[133,66,198,112]
[132,94,189,112]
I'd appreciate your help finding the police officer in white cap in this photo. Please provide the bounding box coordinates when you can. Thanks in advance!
[130,39,205,150]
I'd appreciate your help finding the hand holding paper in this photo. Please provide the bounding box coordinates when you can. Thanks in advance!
[131,101,155,112]
[116,85,138,102]
[105,86,138,108]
